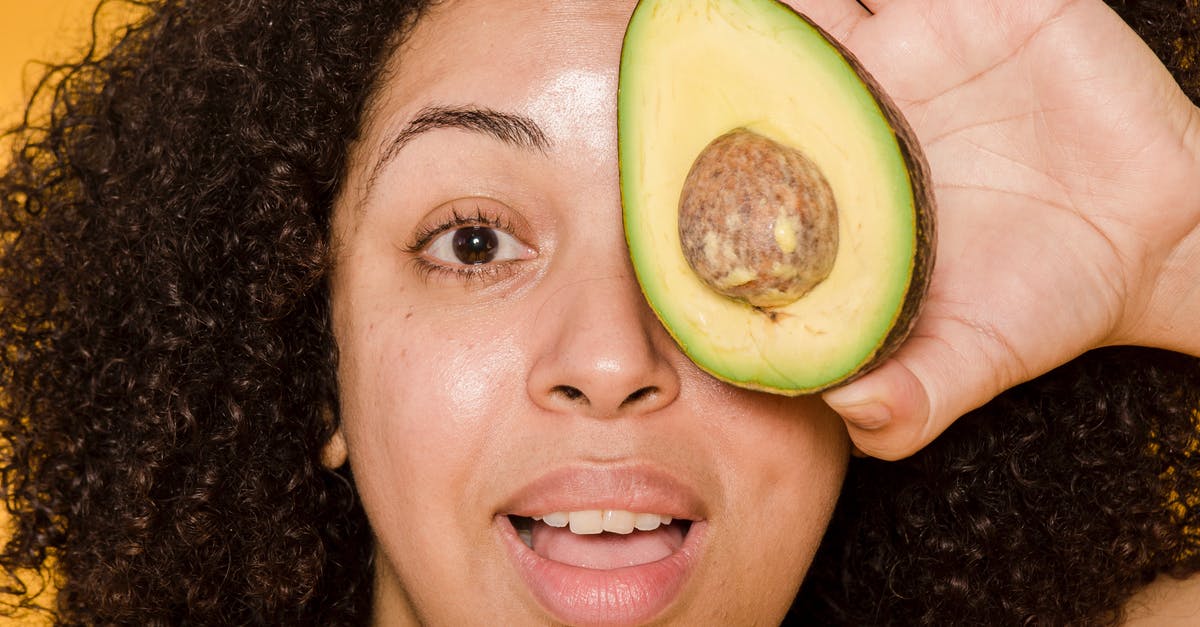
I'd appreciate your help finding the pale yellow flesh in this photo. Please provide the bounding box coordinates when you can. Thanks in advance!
[620,0,917,393]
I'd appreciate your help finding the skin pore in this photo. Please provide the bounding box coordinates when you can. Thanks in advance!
[328,0,848,624]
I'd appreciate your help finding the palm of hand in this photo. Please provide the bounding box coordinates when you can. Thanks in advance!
[797,0,1200,456]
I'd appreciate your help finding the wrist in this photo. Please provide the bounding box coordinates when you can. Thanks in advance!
[1111,106,1200,356]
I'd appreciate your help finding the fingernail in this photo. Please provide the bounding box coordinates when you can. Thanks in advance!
[824,391,892,430]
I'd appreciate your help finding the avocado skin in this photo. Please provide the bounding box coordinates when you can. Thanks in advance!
[619,0,936,395]
[814,9,936,390]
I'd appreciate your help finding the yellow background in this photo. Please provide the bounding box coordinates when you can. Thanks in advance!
[2,3,115,621]
[1,1,123,127]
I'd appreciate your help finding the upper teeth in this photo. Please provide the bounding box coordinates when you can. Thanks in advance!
[535,510,673,535]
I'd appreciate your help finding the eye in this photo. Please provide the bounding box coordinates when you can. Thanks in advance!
[424,225,525,266]
[423,224,534,267]
[403,200,539,284]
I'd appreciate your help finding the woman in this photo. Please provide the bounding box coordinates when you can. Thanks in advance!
[0,0,1197,624]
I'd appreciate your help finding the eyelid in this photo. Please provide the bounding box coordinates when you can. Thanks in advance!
[404,197,532,254]
[403,197,538,283]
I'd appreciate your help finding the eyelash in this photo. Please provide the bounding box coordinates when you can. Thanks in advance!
[403,206,525,283]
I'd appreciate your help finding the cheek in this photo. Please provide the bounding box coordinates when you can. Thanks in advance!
[701,393,849,615]
[336,310,528,523]
[742,396,848,508]
[765,403,847,593]
[748,396,846,531]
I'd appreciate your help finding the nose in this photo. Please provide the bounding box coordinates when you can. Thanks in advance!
[527,270,682,419]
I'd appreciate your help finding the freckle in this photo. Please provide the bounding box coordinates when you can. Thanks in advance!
[405,312,413,320]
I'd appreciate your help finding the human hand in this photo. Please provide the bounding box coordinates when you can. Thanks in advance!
[785,0,1200,459]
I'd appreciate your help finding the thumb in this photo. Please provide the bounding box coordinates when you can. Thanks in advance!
[821,331,1019,460]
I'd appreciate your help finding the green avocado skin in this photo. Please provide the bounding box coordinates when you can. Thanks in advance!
[618,0,936,395]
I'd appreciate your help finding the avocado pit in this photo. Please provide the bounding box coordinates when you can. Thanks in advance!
[678,128,838,308]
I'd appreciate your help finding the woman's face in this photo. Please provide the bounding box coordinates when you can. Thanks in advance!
[330,0,849,624]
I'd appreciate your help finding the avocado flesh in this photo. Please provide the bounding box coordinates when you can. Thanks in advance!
[619,0,934,394]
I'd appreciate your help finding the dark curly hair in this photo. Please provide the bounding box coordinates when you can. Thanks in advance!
[0,0,1197,625]
[0,0,427,623]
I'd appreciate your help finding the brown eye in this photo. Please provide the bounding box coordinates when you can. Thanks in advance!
[424,224,534,267]
[451,226,499,264]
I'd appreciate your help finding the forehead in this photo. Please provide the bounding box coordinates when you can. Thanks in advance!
[383,0,635,110]
[342,0,641,185]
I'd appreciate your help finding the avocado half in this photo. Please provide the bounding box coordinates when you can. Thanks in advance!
[619,0,935,395]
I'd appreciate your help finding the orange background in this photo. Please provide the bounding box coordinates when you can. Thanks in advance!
[2,3,119,621]
[1,1,126,127]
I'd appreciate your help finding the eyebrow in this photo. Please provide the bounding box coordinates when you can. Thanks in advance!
[367,105,551,193]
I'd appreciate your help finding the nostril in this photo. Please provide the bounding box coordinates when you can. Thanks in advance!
[621,386,659,407]
[551,385,587,404]
[546,385,664,412]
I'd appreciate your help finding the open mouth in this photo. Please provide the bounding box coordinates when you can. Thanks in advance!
[496,466,708,623]
[508,511,694,570]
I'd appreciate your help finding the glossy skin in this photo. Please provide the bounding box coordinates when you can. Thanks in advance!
[328,1,849,624]
[326,0,1200,621]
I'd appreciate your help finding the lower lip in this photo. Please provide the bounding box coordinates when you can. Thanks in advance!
[497,516,706,625]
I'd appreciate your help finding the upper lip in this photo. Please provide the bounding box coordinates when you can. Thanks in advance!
[498,463,708,521]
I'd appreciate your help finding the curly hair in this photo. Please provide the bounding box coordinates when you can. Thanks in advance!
[0,0,427,623]
[794,347,1200,625]
[0,0,1197,625]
